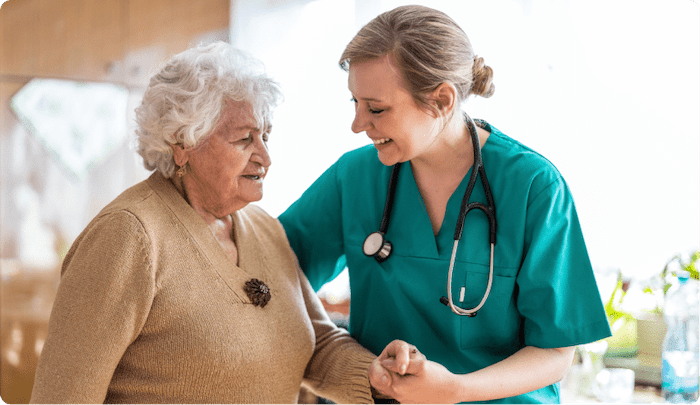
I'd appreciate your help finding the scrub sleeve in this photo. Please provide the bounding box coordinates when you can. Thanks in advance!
[280,123,611,404]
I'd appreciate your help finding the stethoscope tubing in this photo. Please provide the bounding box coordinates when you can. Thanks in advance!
[455,117,497,244]
[363,114,497,316]
[446,241,495,316]
[380,163,402,234]
[445,115,497,316]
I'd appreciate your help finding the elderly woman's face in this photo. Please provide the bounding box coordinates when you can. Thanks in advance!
[180,100,271,217]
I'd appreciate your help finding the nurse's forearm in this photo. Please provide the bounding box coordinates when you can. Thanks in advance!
[455,345,575,402]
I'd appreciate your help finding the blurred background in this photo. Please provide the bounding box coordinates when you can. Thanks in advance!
[1,0,698,403]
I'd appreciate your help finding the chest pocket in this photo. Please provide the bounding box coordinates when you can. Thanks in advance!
[457,264,521,350]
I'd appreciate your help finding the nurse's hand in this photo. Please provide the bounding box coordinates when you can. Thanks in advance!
[369,340,460,404]
[369,340,422,401]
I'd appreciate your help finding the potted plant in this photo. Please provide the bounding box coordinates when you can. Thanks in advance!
[636,250,699,374]
[604,271,637,356]
[599,251,699,385]
[644,250,699,310]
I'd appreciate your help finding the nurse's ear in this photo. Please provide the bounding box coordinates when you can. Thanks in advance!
[430,82,458,119]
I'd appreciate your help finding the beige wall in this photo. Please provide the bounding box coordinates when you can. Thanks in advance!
[1,0,229,82]
[0,1,229,402]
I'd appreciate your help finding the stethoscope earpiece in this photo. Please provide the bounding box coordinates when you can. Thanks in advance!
[363,231,393,262]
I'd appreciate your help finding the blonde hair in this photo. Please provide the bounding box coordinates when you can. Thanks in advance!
[135,41,282,177]
[339,5,494,116]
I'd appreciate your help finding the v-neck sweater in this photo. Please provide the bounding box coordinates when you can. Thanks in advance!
[30,172,375,404]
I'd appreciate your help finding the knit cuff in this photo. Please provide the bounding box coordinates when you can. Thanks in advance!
[307,345,377,404]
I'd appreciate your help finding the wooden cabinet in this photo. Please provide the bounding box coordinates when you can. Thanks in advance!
[123,0,230,87]
[0,0,229,86]
[1,0,125,81]
[128,0,229,50]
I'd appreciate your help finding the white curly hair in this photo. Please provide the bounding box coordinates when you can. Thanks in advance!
[134,41,282,177]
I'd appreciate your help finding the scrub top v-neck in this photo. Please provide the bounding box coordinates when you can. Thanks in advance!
[279,122,611,404]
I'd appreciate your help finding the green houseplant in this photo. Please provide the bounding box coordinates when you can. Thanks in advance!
[603,250,699,357]
[599,251,698,386]
[644,250,700,314]
[604,271,637,355]
[639,250,699,371]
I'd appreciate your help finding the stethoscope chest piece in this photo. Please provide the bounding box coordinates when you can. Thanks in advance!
[363,231,393,262]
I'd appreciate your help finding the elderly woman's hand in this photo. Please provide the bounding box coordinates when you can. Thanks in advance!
[369,340,462,404]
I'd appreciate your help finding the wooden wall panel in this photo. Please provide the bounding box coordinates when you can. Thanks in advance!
[124,0,230,87]
[0,81,24,128]
[128,0,229,50]
[0,0,124,81]
[0,0,229,84]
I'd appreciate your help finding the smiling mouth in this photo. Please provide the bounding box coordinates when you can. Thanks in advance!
[373,138,392,145]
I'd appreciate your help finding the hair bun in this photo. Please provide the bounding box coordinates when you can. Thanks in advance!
[471,56,495,98]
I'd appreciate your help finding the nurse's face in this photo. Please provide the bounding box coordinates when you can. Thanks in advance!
[348,55,442,166]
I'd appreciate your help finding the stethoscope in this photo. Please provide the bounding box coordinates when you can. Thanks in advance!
[362,114,497,317]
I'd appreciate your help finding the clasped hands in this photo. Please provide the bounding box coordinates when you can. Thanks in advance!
[369,340,460,404]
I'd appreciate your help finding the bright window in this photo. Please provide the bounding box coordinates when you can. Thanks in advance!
[232,0,699,281]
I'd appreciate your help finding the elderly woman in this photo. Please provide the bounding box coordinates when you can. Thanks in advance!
[30,42,377,404]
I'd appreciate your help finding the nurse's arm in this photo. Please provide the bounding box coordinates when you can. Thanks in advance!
[376,344,575,404]
[454,345,575,402]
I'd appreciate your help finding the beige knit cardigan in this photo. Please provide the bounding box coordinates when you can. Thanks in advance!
[30,172,376,404]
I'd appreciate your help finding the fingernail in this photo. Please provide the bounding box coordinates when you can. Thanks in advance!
[381,374,389,385]
[400,364,406,374]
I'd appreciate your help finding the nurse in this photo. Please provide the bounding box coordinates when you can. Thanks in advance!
[279,5,611,403]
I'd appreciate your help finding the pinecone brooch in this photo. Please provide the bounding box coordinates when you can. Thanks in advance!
[244,278,271,308]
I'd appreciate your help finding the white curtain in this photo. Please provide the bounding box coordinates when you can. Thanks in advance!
[230,0,699,281]
[1,87,149,269]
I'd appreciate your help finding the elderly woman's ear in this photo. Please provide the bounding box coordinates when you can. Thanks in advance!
[171,142,189,168]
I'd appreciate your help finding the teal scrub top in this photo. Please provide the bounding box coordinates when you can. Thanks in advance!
[279,122,611,404]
